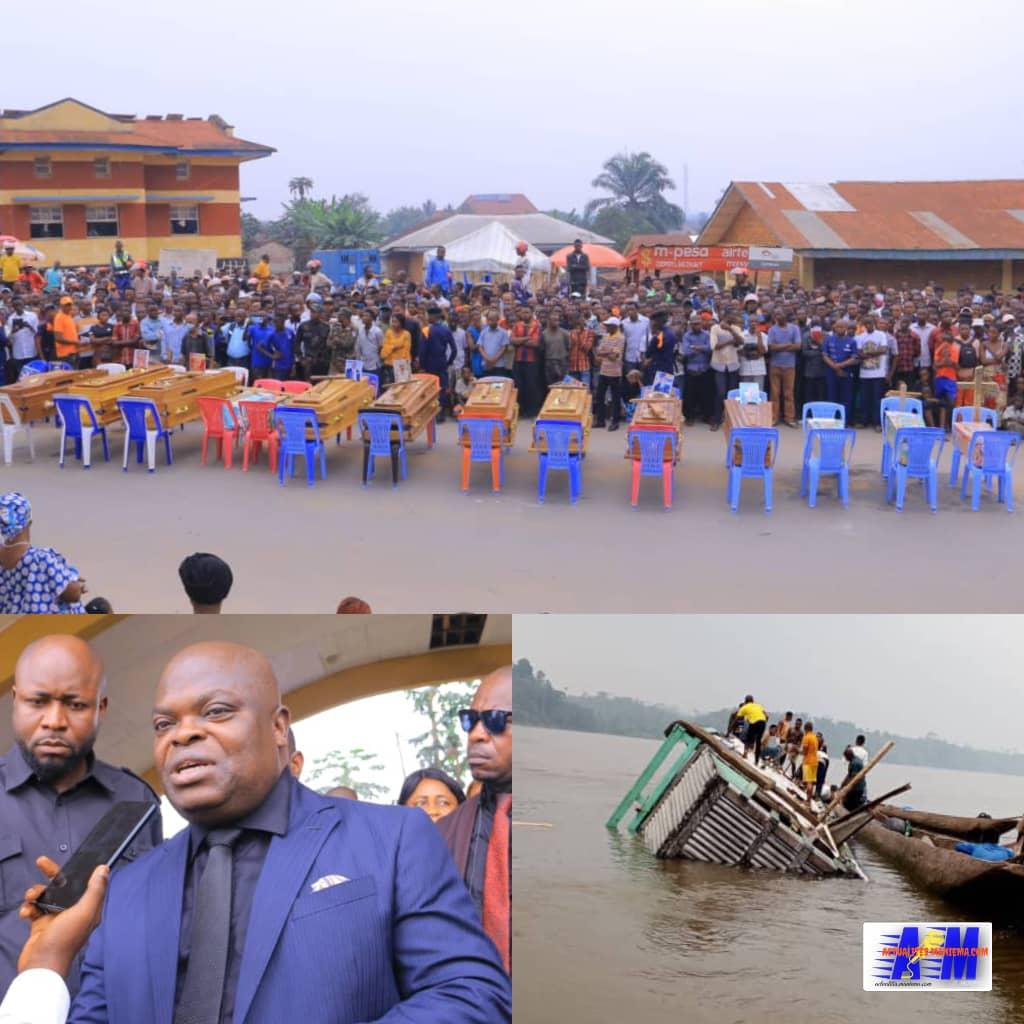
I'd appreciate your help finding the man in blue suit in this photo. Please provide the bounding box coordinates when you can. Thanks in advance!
[69,641,511,1024]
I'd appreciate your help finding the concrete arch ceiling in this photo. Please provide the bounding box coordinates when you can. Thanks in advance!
[0,615,511,781]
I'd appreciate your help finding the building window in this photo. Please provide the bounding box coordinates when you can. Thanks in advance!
[94,157,110,178]
[170,204,199,234]
[86,205,118,237]
[29,205,63,239]
[33,156,52,178]
[175,161,190,181]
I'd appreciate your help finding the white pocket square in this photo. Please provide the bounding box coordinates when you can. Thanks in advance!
[310,874,350,892]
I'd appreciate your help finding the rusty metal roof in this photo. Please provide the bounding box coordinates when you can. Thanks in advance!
[699,180,1024,252]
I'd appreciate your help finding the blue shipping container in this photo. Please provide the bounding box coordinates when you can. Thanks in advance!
[312,248,381,287]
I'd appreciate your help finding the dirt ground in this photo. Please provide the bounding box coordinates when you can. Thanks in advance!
[6,417,1019,613]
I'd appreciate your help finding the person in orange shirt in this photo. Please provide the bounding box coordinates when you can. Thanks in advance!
[53,296,80,366]
[800,721,820,800]
[932,329,960,430]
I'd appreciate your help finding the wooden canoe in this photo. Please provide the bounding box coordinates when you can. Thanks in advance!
[859,819,1024,916]
[876,805,1020,842]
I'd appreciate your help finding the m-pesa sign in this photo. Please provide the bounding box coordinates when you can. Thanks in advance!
[631,245,793,271]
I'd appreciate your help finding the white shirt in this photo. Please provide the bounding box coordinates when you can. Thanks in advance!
[6,309,38,360]
[850,744,869,762]
[857,330,895,379]
[620,315,650,363]
[910,322,934,368]
[0,969,69,1024]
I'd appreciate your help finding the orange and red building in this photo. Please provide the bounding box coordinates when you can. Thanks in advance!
[0,98,273,267]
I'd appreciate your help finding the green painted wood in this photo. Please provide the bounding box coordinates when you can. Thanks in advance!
[606,725,689,830]
[713,757,759,798]
[627,733,701,834]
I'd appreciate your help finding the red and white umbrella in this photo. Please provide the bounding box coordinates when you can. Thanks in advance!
[0,236,45,263]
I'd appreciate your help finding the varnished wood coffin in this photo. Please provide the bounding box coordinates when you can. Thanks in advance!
[1,368,106,423]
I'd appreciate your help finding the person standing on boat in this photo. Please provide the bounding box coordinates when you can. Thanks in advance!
[735,696,768,765]
[840,746,867,812]
[800,722,819,800]
[850,734,869,762]
[814,734,829,799]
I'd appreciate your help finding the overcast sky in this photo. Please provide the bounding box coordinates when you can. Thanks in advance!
[7,0,1023,221]
[515,616,1017,752]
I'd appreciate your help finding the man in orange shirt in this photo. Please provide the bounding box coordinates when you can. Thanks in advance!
[800,721,819,800]
[932,329,960,430]
[53,296,80,366]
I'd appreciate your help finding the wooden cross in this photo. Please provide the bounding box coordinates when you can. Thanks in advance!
[883,380,922,410]
[955,367,1001,417]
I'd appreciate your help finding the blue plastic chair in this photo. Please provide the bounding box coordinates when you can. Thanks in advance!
[48,361,72,371]
[800,427,856,508]
[801,401,845,429]
[117,398,173,473]
[726,427,778,512]
[886,428,945,512]
[727,388,768,403]
[458,419,508,494]
[959,431,1019,512]
[359,411,407,487]
[275,406,326,487]
[879,396,925,478]
[534,420,583,504]
[627,429,678,509]
[53,395,109,469]
[948,407,1000,486]
[17,359,50,380]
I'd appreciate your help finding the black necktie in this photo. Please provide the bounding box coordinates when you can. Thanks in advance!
[174,828,242,1024]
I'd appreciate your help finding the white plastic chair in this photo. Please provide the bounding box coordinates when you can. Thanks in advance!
[224,366,249,387]
[166,363,188,374]
[97,362,126,376]
[0,393,34,466]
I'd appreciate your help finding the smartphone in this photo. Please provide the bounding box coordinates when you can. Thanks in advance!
[36,802,157,914]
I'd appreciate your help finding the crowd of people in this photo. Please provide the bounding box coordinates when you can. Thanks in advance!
[3,239,1024,438]
[0,636,512,1022]
[728,696,869,811]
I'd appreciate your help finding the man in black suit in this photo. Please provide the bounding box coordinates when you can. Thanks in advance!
[566,239,591,298]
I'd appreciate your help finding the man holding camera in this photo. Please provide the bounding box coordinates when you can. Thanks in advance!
[5,298,39,383]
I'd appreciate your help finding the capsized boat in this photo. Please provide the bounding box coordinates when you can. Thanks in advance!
[607,720,866,879]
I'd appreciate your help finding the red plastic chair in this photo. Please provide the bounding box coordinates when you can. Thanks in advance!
[198,396,239,469]
[253,378,284,392]
[281,380,312,395]
[240,401,279,472]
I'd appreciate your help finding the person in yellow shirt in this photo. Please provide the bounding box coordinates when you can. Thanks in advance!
[735,695,768,764]
[800,721,820,799]
[253,254,273,289]
[0,243,21,287]
[379,313,412,386]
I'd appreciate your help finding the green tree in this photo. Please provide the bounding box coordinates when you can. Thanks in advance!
[304,747,388,801]
[382,199,439,240]
[277,193,383,265]
[589,205,658,249]
[405,682,476,783]
[288,176,314,200]
[585,151,684,232]
[240,211,269,251]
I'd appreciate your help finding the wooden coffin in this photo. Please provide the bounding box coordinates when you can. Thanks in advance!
[63,366,176,424]
[127,370,239,427]
[723,397,774,466]
[627,394,681,462]
[366,377,440,440]
[282,378,374,435]
[459,378,519,447]
[530,382,592,453]
[1,368,106,423]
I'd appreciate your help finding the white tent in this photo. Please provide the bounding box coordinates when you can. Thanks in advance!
[422,221,551,276]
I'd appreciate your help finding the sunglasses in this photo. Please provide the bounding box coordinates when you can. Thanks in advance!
[457,709,512,735]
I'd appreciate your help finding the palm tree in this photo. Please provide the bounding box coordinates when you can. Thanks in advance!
[288,176,314,200]
[585,152,683,232]
[278,193,383,264]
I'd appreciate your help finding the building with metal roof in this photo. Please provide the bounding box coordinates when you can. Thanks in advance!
[458,193,537,215]
[698,180,1024,291]
[0,98,273,266]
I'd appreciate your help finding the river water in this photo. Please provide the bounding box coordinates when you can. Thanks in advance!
[514,725,1024,1024]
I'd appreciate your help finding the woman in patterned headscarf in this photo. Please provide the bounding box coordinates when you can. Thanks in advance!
[0,492,86,613]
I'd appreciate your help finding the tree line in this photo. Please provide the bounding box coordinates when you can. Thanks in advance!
[244,151,708,259]
[513,658,1024,778]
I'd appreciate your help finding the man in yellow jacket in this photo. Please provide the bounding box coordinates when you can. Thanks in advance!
[735,695,768,765]
[0,244,21,290]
